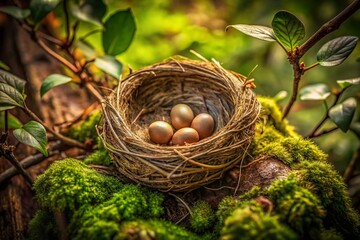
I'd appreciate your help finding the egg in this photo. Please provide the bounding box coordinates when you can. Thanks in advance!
[170,104,194,130]
[148,121,173,144]
[172,127,199,146]
[191,113,215,139]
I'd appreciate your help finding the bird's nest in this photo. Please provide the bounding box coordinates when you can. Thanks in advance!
[100,58,260,192]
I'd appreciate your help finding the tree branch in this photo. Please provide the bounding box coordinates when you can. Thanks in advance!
[344,146,360,184]
[299,0,360,57]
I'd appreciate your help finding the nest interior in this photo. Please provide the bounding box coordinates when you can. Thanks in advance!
[102,59,260,192]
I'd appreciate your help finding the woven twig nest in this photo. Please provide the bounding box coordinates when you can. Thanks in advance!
[101,58,260,192]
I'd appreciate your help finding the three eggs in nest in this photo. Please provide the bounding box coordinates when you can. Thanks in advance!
[148,104,214,146]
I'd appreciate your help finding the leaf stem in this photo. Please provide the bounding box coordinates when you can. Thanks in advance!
[23,105,87,149]
[303,62,320,72]
[307,91,343,138]
[63,0,71,45]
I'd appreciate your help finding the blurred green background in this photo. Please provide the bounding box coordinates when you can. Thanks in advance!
[70,0,360,173]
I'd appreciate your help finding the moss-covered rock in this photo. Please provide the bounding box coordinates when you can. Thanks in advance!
[70,184,164,239]
[294,161,360,238]
[220,200,297,240]
[268,175,325,238]
[34,158,123,212]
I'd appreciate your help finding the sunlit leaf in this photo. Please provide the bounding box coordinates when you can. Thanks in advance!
[0,112,22,129]
[30,0,61,24]
[272,11,305,51]
[70,0,106,27]
[0,6,30,19]
[102,8,136,56]
[273,90,288,102]
[0,83,25,108]
[337,77,360,88]
[0,61,10,71]
[317,36,358,67]
[226,24,276,42]
[95,55,122,79]
[300,83,330,101]
[75,40,98,59]
[329,98,357,132]
[13,121,48,156]
[0,70,26,94]
[40,74,72,97]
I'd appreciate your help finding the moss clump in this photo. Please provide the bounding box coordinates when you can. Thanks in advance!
[70,184,164,239]
[116,219,200,240]
[251,125,327,165]
[84,137,113,166]
[27,209,58,240]
[190,200,215,233]
[220,201,297,240]
[68,110,101,142]
[294,161,360,238]
[34,158,123,212]
[257,96,297,137]
[268,175,325,238]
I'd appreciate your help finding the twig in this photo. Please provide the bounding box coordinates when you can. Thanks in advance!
[344,146,360,184]
[0,142,61,185]
[299,0,360,57]
[63,0,71,45]
[0,145,34,186]
[307,90,343,138]
[308,126,337,138]
[24,105,87,149]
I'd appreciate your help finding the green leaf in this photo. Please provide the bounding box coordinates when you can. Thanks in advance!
[0,70,26,94]
[102,8,136,56]
[317,36,358,67]
[30,0,61,24]
[94,55,123,79]
[0,61,10,71]
[271,11,305,51]
[0,6,30,19]
[329,98,357,132]
[75,40,98,59]
[13,121,48,156]
[0,112,22,129]
[226,24,276,42]
[0,83,25,108]
[70,0,106,27]
[40,74,72,97]
[337,77,360,88]
[300,83,330,101]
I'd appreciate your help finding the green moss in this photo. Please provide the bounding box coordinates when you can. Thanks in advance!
[239,186,262,201]
[220,201,297,240]
[319,229,344,240]
[293,161,360,238]
[27,209,58,240]
[251,125,327,165]
[267,175,325,238]
[257,96,297,137]
[33,158,123,212]
[84,148,113,165]
[190,200,215,233]
[70,184,164,240]
[68,110,101,142]
[116,219,200,240]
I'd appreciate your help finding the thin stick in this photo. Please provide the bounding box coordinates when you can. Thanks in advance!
[0,146,34,186]
[24,106,86,149]
[344,146,360,184]
[282,60,302,119]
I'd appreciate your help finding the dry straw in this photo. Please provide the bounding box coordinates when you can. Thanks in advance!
[100,58,260,192]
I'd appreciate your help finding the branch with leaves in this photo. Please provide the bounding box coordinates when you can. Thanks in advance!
[0,0,136,185]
